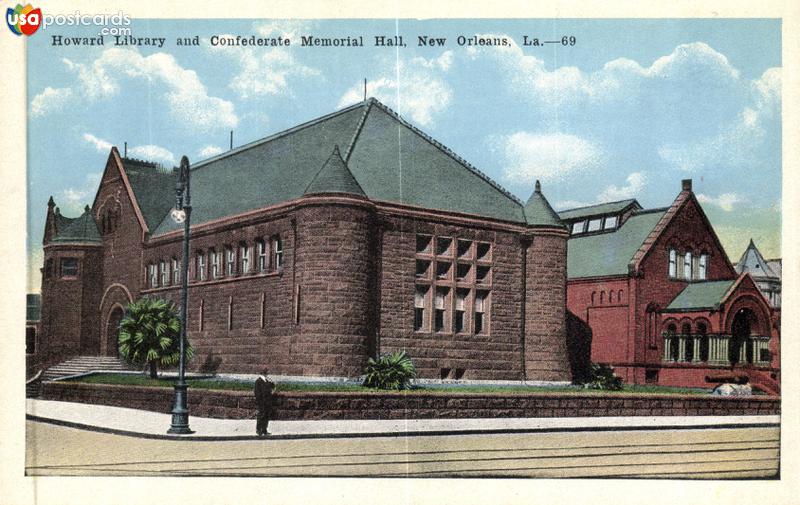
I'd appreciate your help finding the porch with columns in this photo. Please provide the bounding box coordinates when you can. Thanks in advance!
[662,332,770,366]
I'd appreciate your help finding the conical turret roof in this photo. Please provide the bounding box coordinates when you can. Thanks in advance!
[304,145,366,197]
[524,180,564,227]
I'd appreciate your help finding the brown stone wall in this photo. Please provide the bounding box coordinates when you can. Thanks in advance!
[293,201,377,377]
[377,215,525,380]
[525,234,571,381]
[41,381,780,421]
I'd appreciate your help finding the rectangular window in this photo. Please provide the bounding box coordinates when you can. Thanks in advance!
[272,236,284,270]
[416,259,431,279]
[60,258,79,277]
[456,263,471,282]
[476,265,491,284]
[436,261,451,280]
[160,260,169,286]
[210,249,220,279]
[587,218,603,232]
[172,258,180,284]
[571,221,586,235]
[414,286,428,331]
[455,289,468,333]
[434,288,448,332]
[148,264,158,288]
[668,249,677,279]
[197,251,206,281]
[475,290,488,334]
[684,252,693,280]
[476,242,491,261]
[257,239,267,272]
[225,246,235,276]
[604,215,618,229]
[416,235,432,254]
[457,239,472,259]
[698,254,708,280]
[240,243,250,274]
[436,237,453,256]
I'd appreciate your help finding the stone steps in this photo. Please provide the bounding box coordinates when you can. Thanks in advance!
[42,356,136,381]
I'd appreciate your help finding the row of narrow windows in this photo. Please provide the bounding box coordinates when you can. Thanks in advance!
[668,249,709,281]
[43,257,79,279]
[414,285,490,334]
[571,214,618,235]
[591,289,624,305]
[147,236,283,289]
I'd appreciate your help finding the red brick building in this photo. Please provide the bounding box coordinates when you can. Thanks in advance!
[561,180,780,390]
[35,99,572,382]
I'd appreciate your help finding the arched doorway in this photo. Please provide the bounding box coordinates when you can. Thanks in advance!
[730,308,755,365]
[106,306,125,357]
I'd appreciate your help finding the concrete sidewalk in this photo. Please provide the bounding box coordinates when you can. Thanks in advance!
[26,399,780,441]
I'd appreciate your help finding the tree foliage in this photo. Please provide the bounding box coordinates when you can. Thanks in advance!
[582,363,624,391]
[118,297,193,378]
[363,351,417,390]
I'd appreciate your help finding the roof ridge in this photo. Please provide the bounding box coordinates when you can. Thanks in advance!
[559,198,638,214]
[192,101,368,171]
[343,100,373,162]
[632,207,670,215]
[367,98,524,206]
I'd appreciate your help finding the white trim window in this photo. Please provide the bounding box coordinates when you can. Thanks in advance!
[698,254,708,280]
[475,291,487,334]
[454,290,467,333]
[148,264,158,288]
[225,246,235,276]
[257,239,267,272]
[240,243,250,274]
[684,251,693,280]
[414,286,427,332]
[668,249,677,279]
[210,248,220,279]
[272,236,284,270]
[197,251,206,281]
[160,260,169,286]
[434,288,448,333]
[172,258,180,284]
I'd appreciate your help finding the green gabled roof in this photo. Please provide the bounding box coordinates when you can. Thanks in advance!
[152,99,529,235]
[665,279,736,311]
[524,180,564,227]
[26,293,41,321]
[558,199,641,221]
[566,209,665,279]
[122,158,176,231]
[51,206,101,244]
[304,145,366,197]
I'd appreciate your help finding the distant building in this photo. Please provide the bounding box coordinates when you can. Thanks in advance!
[562,180,780,390]
[734,239,781,308]
[26,294,41,355]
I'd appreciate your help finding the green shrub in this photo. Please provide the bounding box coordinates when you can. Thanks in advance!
[582,363,623,391]
[363,351,417,390]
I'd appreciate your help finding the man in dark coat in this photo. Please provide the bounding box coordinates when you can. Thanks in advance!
[254,369,275,436]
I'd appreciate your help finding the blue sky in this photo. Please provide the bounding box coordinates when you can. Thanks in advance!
[26,18,781,292]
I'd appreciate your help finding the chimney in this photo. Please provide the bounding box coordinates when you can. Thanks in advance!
[681,179,692,192]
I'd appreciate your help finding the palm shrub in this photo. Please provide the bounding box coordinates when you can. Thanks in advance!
[583,363,624,391]
[363,351,416,390]
[118,297,193,379]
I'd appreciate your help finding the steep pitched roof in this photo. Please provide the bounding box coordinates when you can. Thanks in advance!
[566,209,666,279]
[304,145,366,197]
[50,206,102,244]
[558,199,641,221]
[120,157,176,231]
[153,99,529,235]
[735,239,779,280]
[664,279,736,311]
[524,181,564,227]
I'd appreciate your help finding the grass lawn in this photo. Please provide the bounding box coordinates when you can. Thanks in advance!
[66,373,710,395]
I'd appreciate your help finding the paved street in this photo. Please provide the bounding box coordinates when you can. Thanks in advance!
[26,420,779,478]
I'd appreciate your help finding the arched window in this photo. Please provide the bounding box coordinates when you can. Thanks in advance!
[600,291,605,304]
[697,322,708,362]
[698,254,708,280]
[591,291,596,306]
[668,248,677,278]
[684,251,693,280]
[618,290,624,303]
[667,323,678,361]
[609,290,614,303]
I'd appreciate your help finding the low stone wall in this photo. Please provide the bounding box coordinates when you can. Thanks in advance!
[40,381,780,421]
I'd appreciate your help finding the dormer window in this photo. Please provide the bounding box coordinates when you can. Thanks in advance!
[603,215,618,230]
[586,218,603,233]
[572,220,586,234]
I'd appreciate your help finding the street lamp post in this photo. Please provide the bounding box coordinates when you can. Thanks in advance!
[168,155,193,434]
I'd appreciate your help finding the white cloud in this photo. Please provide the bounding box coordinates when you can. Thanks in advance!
[82,132,175,165]
[597,172,647,201]
[498,132,603,183]
[696,192,744,212]
[37,49,238,130]
[30,86,73,117]
[199,145,224,158]
[253,19,313,40]
[207,31,319,99]
[338,52,454,126]
[127,145,176,166]
[82,133,113,153]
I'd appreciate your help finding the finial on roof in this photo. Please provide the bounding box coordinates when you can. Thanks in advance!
[47,196,55,207]
[84,205,91,213]
[535,180,541,193]
[332,144,341,156]
[749,238,756,247]
[682,179,692,192]
[55,207,61,216]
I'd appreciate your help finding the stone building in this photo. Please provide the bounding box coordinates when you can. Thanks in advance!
[561,180,780,390]
[34,98,572,382]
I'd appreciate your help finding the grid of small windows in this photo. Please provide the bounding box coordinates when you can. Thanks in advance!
[414,234,491,334]
[146,235,284,289]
